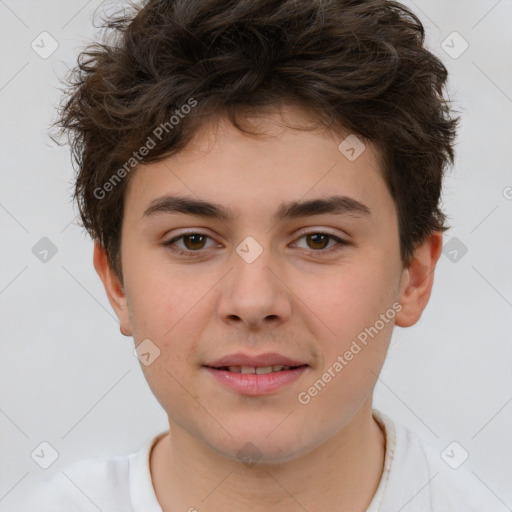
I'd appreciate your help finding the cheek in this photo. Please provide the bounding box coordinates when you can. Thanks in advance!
[300,263,399,339]
[126,272,210,381]
[124,258,204,337]
[299,273,396,413]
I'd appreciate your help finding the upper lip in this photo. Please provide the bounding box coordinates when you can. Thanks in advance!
[204,352,308,368]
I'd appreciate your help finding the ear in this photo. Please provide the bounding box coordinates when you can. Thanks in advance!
[93,241,132,336]
[395,231,443,328]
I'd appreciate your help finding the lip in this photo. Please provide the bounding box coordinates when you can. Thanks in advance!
[203,365,308,395]
[204,352,308,368]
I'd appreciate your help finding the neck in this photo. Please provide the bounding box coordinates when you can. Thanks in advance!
[150,403,386,512]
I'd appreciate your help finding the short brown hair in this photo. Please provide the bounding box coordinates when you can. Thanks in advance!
[53,0,459,283]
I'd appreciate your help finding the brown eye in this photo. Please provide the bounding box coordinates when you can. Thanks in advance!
[305,233,331,250]
[164,232,217,256]
[293,232,348,253]
[182,234,207,250]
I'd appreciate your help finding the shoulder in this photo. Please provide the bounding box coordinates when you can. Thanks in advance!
[6,434,162,512]
[7,456,131,512]
[373,410,497,512]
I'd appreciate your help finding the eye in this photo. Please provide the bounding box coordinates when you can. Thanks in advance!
[164,232,217,256]
[292,231,349,254]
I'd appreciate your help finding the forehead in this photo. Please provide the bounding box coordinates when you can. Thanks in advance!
[123,110,394,226]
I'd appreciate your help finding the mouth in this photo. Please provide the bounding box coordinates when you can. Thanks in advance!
[206,364,307,374]
[204,351,308,369]
[202,355,309,395]
[202,352,310,395]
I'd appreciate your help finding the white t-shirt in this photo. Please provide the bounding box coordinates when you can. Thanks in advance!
[5,410,496,511]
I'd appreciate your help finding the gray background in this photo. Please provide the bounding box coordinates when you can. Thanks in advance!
[1,0,511,509]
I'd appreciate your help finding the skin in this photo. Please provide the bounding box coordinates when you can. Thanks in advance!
[94,106,442,511]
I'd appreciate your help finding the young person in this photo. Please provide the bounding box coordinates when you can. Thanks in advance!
[12,0,495,510]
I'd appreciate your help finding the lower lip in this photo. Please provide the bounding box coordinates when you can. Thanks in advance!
[203,366,308,395]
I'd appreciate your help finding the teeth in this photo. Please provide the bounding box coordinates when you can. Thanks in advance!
[273,365,291,372]
[256,366,273,374]
[225,365,293,374]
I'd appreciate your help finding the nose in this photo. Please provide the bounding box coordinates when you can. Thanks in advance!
[216,242,292,331]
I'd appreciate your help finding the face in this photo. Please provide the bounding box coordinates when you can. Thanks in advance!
[95,107,441,464]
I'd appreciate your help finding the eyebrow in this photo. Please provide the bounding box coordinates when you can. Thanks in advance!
[142,194,371,222]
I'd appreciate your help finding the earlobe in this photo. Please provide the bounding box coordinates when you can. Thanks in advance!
[93,242,132,336]
[395,231,443,328]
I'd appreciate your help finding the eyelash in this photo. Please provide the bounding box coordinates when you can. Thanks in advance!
[163,230,350,258]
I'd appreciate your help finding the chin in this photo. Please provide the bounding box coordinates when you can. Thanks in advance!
[204,426,312,466]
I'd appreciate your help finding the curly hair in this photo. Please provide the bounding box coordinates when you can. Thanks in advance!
[53,0,459,283]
